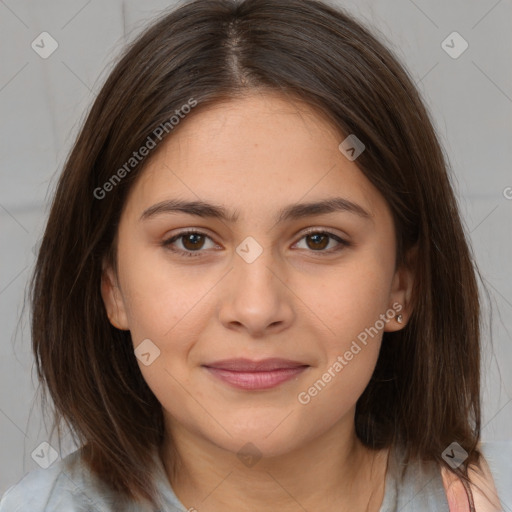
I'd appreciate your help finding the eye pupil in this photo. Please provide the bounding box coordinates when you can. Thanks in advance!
[307,233,329,250]
[183,233,204,250]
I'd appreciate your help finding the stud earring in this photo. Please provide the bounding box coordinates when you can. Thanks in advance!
[396,314,403,324]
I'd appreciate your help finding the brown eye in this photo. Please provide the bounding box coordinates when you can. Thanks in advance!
[295,230,349,254]
[162,230,216,257]
[305,233,330,251]
[181,233,206,251]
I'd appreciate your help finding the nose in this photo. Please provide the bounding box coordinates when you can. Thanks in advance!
[217,244,294,338]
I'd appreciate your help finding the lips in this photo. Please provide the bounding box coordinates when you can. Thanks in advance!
[203,358,308,372]
[202,358,310,390]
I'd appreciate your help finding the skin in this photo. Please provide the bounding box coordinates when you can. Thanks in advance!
[442,458,503,511]
[101,90,417,512]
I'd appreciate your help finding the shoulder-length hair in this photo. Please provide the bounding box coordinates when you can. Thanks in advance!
[30,0,484,506]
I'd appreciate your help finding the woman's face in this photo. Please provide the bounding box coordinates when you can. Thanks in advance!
[101,92,413,458]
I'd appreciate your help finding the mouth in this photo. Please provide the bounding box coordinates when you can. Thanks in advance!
[202,358,310,390]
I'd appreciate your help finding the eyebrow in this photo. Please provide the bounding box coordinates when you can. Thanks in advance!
[139,197,372,224]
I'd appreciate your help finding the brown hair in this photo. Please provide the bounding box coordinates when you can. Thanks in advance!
[29,0,486,506]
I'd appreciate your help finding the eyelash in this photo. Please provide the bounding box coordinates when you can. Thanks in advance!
[161,228,350,258]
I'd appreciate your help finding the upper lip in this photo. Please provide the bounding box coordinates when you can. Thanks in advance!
[203,358,309,372]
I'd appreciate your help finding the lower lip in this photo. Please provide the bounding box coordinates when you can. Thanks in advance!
[204,366,308,390]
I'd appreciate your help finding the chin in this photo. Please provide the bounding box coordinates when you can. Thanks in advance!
[208,425,306,461]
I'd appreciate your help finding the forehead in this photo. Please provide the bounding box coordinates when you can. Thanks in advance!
[122,92,390,225]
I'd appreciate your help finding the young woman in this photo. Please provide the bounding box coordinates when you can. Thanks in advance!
[1,0,510,510]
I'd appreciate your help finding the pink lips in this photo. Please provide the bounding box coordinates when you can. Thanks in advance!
[203,358,309,390]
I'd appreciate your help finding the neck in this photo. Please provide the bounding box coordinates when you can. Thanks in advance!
[160,417,390,512]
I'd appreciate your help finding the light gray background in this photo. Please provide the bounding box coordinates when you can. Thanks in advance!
[1,0,511,496]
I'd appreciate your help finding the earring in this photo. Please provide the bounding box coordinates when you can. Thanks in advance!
[396,314,403,324]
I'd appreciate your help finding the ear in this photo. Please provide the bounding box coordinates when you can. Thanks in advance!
[385,243,417,332]
[100,259,130,331]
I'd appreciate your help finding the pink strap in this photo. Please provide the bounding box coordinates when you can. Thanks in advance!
[442,468,476,512]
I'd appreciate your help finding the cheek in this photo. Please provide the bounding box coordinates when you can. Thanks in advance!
[119,248,217,340]
[302,252,394,345]
[296,264,387,416]
[296,349,379,430]
[293,250,393,411]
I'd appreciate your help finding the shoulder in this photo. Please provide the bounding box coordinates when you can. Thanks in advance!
[442,440,512,512]
[0,447,119,512]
